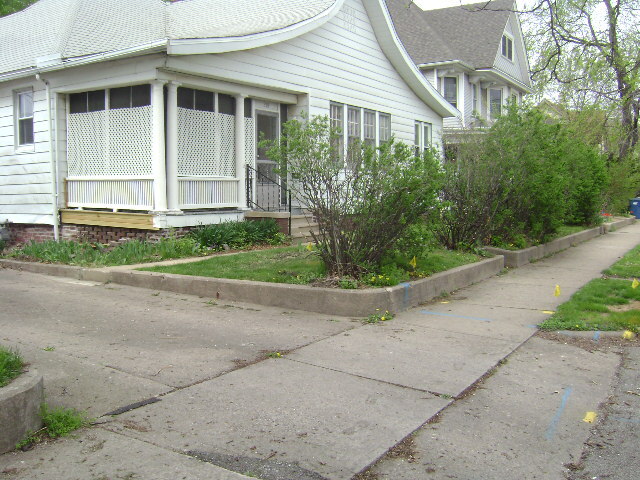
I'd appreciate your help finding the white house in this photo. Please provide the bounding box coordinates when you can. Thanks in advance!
[0,0,456,244]
[387,0,532,133]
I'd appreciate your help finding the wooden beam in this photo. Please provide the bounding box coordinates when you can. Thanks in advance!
[60,210,158,230]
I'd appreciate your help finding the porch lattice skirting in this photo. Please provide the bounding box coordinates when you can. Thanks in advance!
[66,105,255,211]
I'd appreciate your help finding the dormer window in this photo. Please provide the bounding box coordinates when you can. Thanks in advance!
[501,34,513,61]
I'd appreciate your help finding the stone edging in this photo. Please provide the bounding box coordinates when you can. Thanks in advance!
[0,369,44,454]
[485,218,635,268]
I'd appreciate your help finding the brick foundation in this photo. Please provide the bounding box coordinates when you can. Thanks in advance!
[4,223,194,247]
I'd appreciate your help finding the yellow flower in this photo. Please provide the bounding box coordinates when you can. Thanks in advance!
[381,316,386,321]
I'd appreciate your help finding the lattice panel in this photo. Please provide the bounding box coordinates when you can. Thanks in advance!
[67,111,108,176]
[108,106,153,176]
[178,108,236,177]
[245,117,256,168]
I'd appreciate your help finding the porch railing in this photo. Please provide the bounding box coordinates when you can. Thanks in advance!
[246,164,292,232]
[66,177,154,211]
[178,177,239,209]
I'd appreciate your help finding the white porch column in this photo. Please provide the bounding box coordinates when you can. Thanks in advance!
[166,82,181,212]
[151,80,168,212]
[235,94,247,209]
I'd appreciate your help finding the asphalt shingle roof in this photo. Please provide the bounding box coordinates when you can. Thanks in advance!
[387,0,515,69]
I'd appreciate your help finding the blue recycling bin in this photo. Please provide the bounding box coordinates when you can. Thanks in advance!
[630,198,640,218]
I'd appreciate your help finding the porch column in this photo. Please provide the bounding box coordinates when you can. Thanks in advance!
[151,80,168,212]
[166,82,181,212]
[235,94,247,209]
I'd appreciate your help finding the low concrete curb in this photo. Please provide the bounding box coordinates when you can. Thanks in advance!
[485,218,635,267]
[0,369,44,454]
[0,256,503,317]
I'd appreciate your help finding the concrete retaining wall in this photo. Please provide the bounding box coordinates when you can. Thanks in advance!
[485,218,635,268]
[0,369,43,454]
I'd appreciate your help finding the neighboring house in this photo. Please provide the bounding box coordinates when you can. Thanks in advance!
[0,0,456,244]
[387,0,532,133]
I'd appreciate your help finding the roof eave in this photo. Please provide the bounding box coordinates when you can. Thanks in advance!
[417,60,475,72]
[168,0,346,55]
[475,68,533,93]
[364,0,457,118]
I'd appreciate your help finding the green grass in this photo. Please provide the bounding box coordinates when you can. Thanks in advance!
[16,404,91,450]
[0,346,23,387]
[140,245,482,288]
[603,243,640,278]
[539,278,640,332]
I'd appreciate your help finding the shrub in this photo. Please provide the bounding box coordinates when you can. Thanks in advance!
[265,114,441,277]
[189,219,284,250]
[0,346,23,387]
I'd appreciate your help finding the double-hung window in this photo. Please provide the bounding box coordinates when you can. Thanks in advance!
[379,113,391,144]
[501,35,513,61]
[414,120,433,155]
[363,110,376,147]
[16,89,34,147]
[490,88,503,119]
[330,102,345,161]
[443,77,458,109]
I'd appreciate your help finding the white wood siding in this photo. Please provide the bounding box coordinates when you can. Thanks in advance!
[173,0,443,145]
[0,81,54,225]
[493,13,529,88]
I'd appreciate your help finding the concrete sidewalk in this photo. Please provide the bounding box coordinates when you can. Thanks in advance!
[1,223,639,480]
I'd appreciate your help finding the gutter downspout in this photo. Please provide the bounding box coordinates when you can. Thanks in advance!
[36,73,60,240]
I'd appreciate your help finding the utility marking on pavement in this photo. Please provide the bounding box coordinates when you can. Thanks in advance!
[593,331,601,342]
[542,310,555,314]
[611,416,640,424]
[401,282,411,307]
[583,411,597,423]
[545,386,573,440]
[419,310,492,322]
[527,325,539,329]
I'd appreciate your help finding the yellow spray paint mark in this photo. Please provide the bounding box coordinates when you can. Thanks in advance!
[623,330,636,340]
[554,285,561,297]
[583,412,597,423]
[306,243,313,251]
[542,310,555,315]
[409,256,417,269]
[440,301,450,304]
[632,278,639,289]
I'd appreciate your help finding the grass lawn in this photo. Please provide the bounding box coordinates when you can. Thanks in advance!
[140,245,482,288]
[539,278,640,332]
[603,243,640,278]
[0,346,23,387]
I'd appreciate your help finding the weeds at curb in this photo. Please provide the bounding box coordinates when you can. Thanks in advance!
[16,404,91,451]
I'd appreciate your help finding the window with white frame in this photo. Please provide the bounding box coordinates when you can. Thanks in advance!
[70,89,106,114]
[443,77,458,109]
[471,84,478,115]
[363,110,376,147]
[379,113,391,143]
[501,34,513,61]
[16,89,34,146]
[414,120,433,155]
[490,88,503,119]
[330,102,345,160]
[109,84,151,109]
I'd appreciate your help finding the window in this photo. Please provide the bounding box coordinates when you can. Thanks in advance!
[70,89,106,114]
[471,84,478,114]
[414,120,433,155]
[363,110,376,147]
[218,94,235,115]
[443,77,458,109]
[501,34,513,61]
[177,87,215,112]
[379,113,391,143]
[109,84,151,109]
[490,88,503,119]
[16,89,34,146]
[330,102,345,160]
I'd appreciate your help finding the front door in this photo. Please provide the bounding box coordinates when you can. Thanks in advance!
[255,111,282,210]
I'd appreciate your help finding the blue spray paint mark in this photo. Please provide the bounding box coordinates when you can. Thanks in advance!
[419,310,493,322]
[401,282,410,308]
[593,331,601,342]
[545,386,573,440]
[527,325,539,329]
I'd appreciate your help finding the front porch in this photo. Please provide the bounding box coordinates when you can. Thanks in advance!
[62,78,293,228]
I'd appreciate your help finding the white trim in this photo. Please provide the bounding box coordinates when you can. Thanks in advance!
[417,60,474,71]
[363,1,457,118]
[475,68,532,93]
[167,0,347,55]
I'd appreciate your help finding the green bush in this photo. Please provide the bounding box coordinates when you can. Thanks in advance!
[0,346,23,387]
[188,219,284,250]
[265,114,442,277]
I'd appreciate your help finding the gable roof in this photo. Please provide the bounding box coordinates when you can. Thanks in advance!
[386,0,514,69]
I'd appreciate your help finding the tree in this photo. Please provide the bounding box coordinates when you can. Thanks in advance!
[265,115,442,278]
[523,0,640,160]
[0,0,36,17]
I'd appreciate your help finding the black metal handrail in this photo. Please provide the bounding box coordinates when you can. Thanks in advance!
[246,164,292,233]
